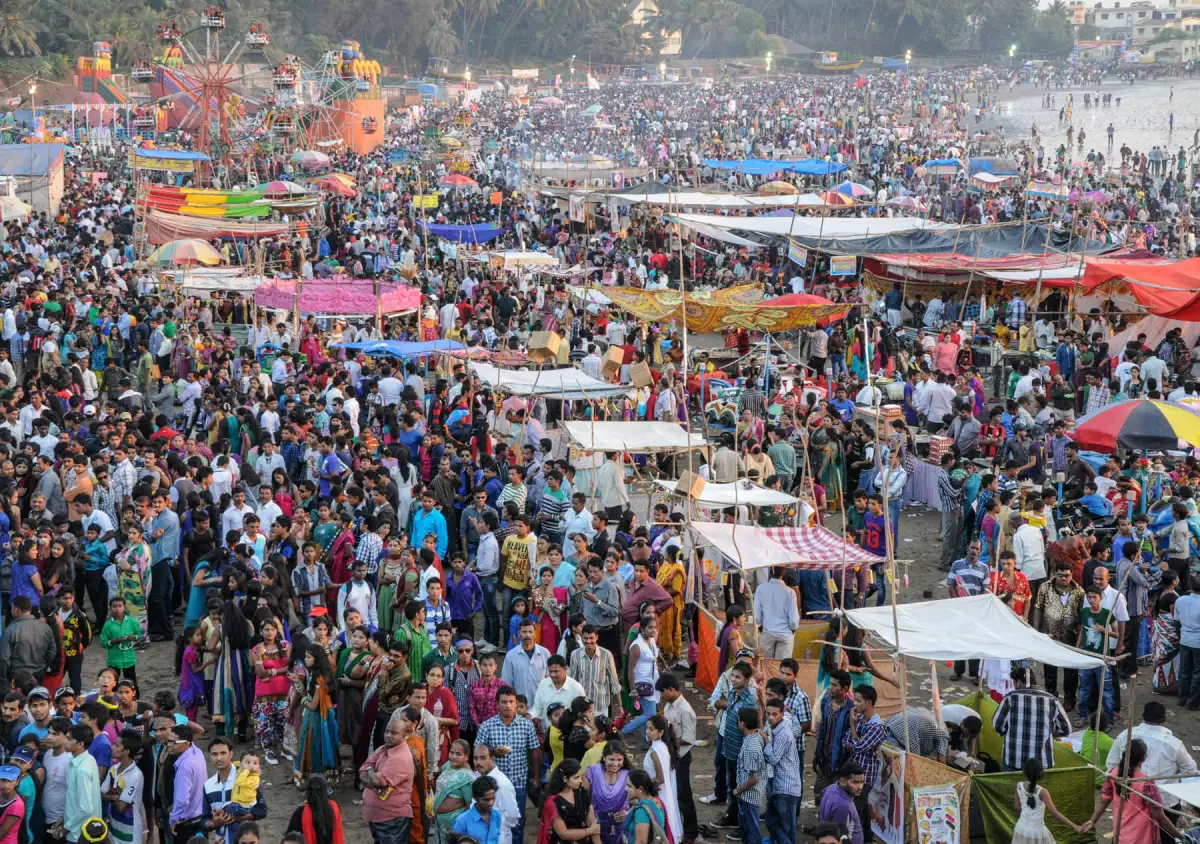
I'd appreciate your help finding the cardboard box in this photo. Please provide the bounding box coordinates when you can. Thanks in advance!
[529,331,561,363]
[601,346,624,379]
[630,360,653,388]
[674,470,706,499]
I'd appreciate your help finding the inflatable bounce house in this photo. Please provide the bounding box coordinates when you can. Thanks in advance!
[75,41,130,123]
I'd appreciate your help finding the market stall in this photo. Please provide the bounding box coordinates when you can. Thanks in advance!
[256,277,423,318]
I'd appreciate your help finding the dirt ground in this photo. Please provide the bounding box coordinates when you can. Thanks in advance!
[77,494,1182,844]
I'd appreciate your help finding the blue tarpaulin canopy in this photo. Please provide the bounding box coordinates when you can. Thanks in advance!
[968,157,1020,176]
[924,158,962,168]
[0,143,64,175]
[131,149,211,162]
[702,158,849,176]
[419,222,505,244]
[334,339,467,358]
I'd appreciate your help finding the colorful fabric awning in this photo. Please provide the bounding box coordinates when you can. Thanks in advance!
[603,285,850,332]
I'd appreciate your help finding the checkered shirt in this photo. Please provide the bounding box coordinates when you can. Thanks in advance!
[883,708,949,759]
[842,713,887,789]
[992,687,1071,770]
[476,714,541,788]
[735,731,768,811]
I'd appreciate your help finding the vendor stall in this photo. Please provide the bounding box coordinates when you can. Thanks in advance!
[256,277,423,318]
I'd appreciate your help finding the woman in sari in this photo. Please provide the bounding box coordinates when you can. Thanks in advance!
[213,593,255,741]
[115,523,152,643]
[644,716,683,844]
[403,705,429,844]
[531,565,568,654]
[294,644,340,788]
[432,739,474,844]
[1081,739,1182,843]
[716,605,745,672]
[424,664,460,766]
[584,741,630,844]
[623,770,669,844]
[1151,576,1181,695]
[335,626,373,773]
[377,538,407,634]
[655,547,686,667]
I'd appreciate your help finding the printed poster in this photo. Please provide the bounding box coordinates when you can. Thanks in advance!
[787,243,808,266]
[869,749,905,844]
[413,194,438,209]
[569,194,586,223]
[913,785,960,844]
[829,255,857,276]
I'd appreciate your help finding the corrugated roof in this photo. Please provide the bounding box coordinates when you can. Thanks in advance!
[0,144,64,176]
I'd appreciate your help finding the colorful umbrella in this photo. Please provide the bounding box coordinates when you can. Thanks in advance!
[437,174,478,189]
[817,190,855,206]
[886,195,926,212]
[260,180,309,198]
[290,150,330,169]
[148,239,222,267]
[313,176,356,197]
[1071,400,1200,452]
[836,180,873,198]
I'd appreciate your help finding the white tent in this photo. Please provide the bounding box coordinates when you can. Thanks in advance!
[1160,781,1200,809]
[845,593,1104,668]
[654,479,798,508]
[469,363,629,400]
[670,212,956,239]
[563,421,707,452]
[688,521,882,571]
[582,190,833,209]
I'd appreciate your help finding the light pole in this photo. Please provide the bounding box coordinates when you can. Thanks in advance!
[464,67,471,82]
[659,61,666,80]
[570,54,575,86]
[904,49,911,72]
[28,81,35,206]
[765,50,773,73]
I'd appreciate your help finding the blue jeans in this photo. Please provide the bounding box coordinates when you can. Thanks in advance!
[1078,665,1115,720]
[863,563,887,607]
[479,574,500,646]
[737,799,763,844]
[369,816,412,844]
[621,696,657,739]
[765,793,799,844]
[831,355,848,382]
[887,497,902,545]
[513,785,528,844]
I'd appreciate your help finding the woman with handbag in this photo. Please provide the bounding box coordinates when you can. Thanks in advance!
[623,770,673,844]
[621,616,661,741]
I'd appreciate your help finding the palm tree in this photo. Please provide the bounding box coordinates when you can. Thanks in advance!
[424,13,460,57]
[0,1,40,55]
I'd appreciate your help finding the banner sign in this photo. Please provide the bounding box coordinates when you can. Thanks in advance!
[787,244,808,266]
[511,68,539,79]
[871,750,906,844]
[128,153,195,173]
[413,194,439,209]
[912,785,960,844]
[829,255,857,276]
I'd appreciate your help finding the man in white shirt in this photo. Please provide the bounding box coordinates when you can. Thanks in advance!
[1012,514,1047,588]
[254,441,286,491]
[221,489,256,540]
[923,373,957,430]
[580,345,603,381]
[530,656,586,728]
[1095,565,1131,660]
[562,494,595,542]
[1105,700,1198,808]
[473,745,519,844]
[377,365,404,405]
[1140,354,1168,392]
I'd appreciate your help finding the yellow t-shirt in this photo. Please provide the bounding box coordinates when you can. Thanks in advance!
[231,767,259,806]
[501,533,539,591]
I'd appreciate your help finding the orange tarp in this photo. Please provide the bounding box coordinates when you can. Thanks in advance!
[1082,258,1200,319]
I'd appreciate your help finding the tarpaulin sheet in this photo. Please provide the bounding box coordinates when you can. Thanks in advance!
[419,222,504,243]
[968,157,1019,176]
[256,279,422,315]
[1081,258,1200,319]
[144,209,289,244]
[335,340,465,358]
[962,692,1094,844]
[470,364,630,400]
[724,222,1110,258]
[702,158,849,176]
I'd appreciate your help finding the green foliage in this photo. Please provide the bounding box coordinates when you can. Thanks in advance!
[0,0,1072,78]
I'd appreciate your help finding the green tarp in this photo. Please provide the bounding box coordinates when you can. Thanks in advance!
[953,692,1095,844]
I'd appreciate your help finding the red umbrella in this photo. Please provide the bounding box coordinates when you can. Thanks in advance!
[764,293,847,325]
[817,190,855,206]
[437,174,478,188]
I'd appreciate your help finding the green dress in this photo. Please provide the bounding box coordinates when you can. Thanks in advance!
[432,766,475,844]
[397,619,433,683]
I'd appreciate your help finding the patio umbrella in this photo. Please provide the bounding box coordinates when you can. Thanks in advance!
[886,195,925,212]
[1071,399,1200,452]
[438,174,478,189]
[313,176,356,197]
[584,103,603,114]
[148,239,222,267]
[758,180,798,195]
[817,190,855,206]
[260,180,309,197]
[836,180,873,198]
[537,96,565,106]
[290,150,330,169]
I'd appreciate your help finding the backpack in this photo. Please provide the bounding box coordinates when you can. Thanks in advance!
[27,327,43,353]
